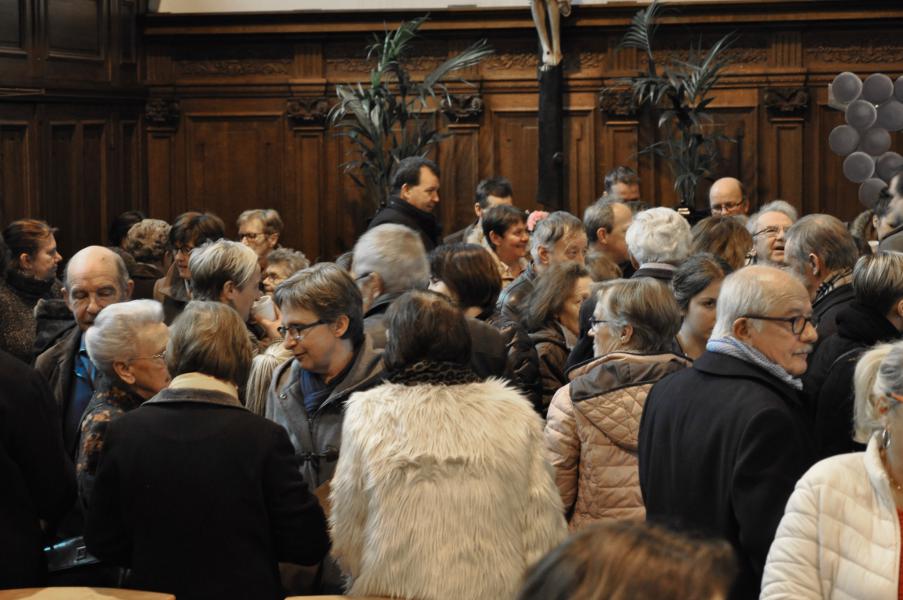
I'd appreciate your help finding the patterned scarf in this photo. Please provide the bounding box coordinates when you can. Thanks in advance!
[706,336,803,390]
[387,360,481,386]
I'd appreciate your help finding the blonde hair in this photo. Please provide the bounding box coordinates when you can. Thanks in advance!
[244,343,293,415]
[853,342,901,443]
[167,301,254,386]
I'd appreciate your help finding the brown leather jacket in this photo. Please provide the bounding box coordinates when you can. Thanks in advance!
[544,351,690,530]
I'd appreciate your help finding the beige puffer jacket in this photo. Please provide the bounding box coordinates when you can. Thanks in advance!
[544,351,691,530]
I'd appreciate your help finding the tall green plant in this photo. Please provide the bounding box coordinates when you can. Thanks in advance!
[615,0,737,209]
[328,16,492,209]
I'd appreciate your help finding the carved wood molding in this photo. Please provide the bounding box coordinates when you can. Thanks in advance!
[806,42,903,64]
[286,97,331,126]
[145,98,180,130]
[763,87,809,118]
[440,93,484,123]
[599,87,637,118]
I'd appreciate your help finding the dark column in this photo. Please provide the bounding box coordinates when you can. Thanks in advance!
[537,65,564,210]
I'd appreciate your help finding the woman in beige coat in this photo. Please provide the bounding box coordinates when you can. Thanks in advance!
[545,278,689,529]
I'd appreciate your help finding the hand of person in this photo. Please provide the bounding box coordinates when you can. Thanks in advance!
[254,300,283,343]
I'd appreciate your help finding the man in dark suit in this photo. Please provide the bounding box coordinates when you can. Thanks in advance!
[639,265,817,600]
[368,157,442,251]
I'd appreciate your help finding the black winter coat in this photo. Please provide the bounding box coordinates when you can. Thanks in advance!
[812,283,855,342]
[804,302,900,459]
[367,198,442,251]
[0,350,75,588]
[85,387,330,600]
[529,320,570,415]
[639,351,815,600]
[485,312,543,413]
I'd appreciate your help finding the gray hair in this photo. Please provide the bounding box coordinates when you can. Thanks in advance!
[64,246,131,296]
[530,211,584,262]
[595,278,682,353]
[711,265,802,339]
[746,200,798,235]
[188,239,258,301]
[853,342,902,443]
[266,247,310,274]
[853,252,903,315]
[785,214,858,273]
[237,208,283,235]
[625,207,691,265]
[583,198,625,243]
[352,224,429,293]
[85,299,164,379]
[125,219,172,264]
[167,300,253,386]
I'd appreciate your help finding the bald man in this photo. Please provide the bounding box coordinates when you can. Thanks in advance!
[35,246,134,456]
[709,177,749,217]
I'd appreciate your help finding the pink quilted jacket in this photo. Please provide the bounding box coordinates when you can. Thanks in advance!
[544,351,690,530]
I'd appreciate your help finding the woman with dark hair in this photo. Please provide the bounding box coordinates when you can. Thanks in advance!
[518,521,736,600]
[0,219,64,362]
[85,301,329,599]
[329,290,566,600]
[153,211,225,324]
[429,243,528,389]
[525,261,592,413]
[483,204,530,287]
[672,253,732,360]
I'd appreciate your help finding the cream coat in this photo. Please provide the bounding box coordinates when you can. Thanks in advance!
[761,435,901,599]
[329,378,567,600]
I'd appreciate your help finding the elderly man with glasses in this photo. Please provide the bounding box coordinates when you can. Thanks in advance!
[639,265,817,600]
[745,200,798,266]
[709,177,749,217]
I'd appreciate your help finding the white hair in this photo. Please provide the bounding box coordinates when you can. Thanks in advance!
[852,342,899,443]
[530,211,583,262]
[746,200,799,235]
[188,239,258,301]
[711,265,802,339]
[625,207,691,265]
[352,224,429,293]
[85,299,165,379]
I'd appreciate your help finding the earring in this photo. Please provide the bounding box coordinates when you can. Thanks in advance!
[883,426,892,450]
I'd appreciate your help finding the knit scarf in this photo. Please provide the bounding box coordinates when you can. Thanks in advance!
[6,269,58,303]
[387,360,481,386]
[706,336,803,390]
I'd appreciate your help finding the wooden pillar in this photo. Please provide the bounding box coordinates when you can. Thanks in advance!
[537,65,564,210]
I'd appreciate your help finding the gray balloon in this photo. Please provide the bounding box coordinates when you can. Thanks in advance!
[877,152,903,182]
[859,127,892,156]
[832,72,862,104]
[877,100,903,132]
[828,125,861,156]
[863,73,894,104]
[859,178,887,209]
[896,76,903,102]
[843,152,875,183]
[846,100,878,129]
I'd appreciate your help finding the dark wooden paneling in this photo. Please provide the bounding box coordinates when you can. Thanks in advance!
[47,0,102,55]
[0,123,30,224]
[0,0,22,48]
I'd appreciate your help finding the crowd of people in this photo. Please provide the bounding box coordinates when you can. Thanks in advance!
[4,156,903,600]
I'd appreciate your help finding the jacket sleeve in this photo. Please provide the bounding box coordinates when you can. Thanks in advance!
[814,360,862,458]
[84,421,132,566]
[328,396,370,580]
[263,425,331,565]
[760,474,823,599]
[731,407,813,583]
[75,404,112,511]
[544,385,580,514]
[523,410,568,566]
[536,343,568,415]
[503,322,543,413]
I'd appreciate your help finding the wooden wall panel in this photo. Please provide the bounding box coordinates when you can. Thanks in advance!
[439,124,481,234]
[0,123,31,224]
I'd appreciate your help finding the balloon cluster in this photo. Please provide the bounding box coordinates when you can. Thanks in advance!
[829,72,903,208]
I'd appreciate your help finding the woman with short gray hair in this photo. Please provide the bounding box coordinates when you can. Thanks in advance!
[545,278,689,529]
[761,340,903,599]
[85,300,330,600]
[77,299,170,508]
[625,207,691,280]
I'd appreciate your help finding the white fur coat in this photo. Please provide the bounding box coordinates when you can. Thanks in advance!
[329,378,567,600]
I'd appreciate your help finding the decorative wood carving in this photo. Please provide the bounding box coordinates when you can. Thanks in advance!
[598,87,637,118]
[763,87,809,118]
[440,93,484,123]
[175,47,292,76]
[806,42,903,64]
[484,51,536,70]
[145,98,180,128]
[286,97,331,126]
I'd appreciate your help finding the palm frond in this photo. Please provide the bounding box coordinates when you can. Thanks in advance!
[616,0,662,71]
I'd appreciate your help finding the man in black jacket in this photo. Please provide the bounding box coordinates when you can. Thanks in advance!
[367,157,442,251]
[639,266,817,600]
[804,252,903,458]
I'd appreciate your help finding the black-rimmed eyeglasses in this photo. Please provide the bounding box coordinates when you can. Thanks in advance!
[277,320,328,342]
[741,314,817,336]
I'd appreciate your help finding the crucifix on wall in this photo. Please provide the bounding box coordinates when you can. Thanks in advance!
[531,0,571,210]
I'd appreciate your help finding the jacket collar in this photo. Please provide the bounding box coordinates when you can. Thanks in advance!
[385,197,442,235]
[865,435,899,514]
[144,385,244,409]
[168,372,239,400]
[692,350,804,407]
[836,302,900,344]
[569,351,691,403]
[813,281,854,315]
[364,291,403,319]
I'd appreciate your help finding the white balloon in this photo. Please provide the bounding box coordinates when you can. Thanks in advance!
[828,125,861,156]
[846,100,878,130]
[877,152,903,182]
[863,74,894,104]
[832,72,863,104]
[877,100,903,132]
[859,127,892,156]
[843,152,876,183]
[859,178,887,209]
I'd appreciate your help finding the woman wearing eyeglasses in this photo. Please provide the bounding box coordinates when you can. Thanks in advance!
[77,300,170,509]
[762,340,903,599]
[544,278,689,529]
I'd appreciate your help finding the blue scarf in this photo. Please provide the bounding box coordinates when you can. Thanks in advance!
[706,336,803,390]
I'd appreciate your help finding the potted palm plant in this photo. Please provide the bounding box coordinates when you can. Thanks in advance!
[328,17,493,210]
